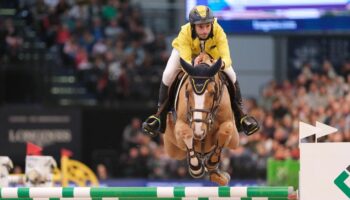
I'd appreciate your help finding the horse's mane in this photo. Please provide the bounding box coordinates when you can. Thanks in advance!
[194,53,214,67]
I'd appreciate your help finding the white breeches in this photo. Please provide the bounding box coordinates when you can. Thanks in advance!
[162,49,237,86]
[162,49,182,86]
[223,66,237,84]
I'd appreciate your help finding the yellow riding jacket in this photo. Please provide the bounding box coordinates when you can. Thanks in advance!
[172,19,232,69]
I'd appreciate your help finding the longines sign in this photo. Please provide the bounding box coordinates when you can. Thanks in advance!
[8,129,72,147]
[0,106,81,161]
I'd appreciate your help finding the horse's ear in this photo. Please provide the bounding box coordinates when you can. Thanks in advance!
[180,58,195,76]
[208,57,222,77]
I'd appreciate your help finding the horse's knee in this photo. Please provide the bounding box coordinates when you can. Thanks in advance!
[223,121,234,131]
[175,125,193,141]
[227,128,239,149]
[217,121,235,147]
[218,122,234,137]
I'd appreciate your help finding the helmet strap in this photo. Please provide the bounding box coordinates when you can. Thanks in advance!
[191,24,196,39]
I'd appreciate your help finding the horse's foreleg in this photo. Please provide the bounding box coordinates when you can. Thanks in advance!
[175,120,204,178]
[164,133,186,160]
[226,120,239,150]
[215,120,240,150]
[174,120,193,150]
[206,121,234,169]
[217,121,235,147]
[164,114,187,160]
[175,121,196,165]
[206,121,235,186]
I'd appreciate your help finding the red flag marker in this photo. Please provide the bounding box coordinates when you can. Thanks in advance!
[61,148,73,157]
[26,142,42,155]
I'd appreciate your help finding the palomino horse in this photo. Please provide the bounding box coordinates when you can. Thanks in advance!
[163,53,239,186]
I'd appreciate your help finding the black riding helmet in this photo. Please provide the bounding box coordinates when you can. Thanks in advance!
[189,5,215,25]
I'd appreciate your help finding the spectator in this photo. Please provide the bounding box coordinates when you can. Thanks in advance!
[96,163,109,180]
[88,0,103,19]
[68,1,89,21]
[3,18,23,61]
[55,0,70,16]
[122,117,142,151]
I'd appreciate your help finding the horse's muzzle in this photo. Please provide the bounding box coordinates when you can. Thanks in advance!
[193,128,206,140]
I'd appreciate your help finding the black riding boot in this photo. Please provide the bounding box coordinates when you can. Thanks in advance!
[230,80,260,135]
[142,82,169,137]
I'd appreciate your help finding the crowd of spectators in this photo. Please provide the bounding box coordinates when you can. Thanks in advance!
[1,0,168,103]
[118,59,350,180]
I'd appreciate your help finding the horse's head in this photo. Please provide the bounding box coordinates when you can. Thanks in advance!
[180,56,222,140]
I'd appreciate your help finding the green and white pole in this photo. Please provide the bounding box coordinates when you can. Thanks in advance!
[0,187,294,199]
[0,197,293,200]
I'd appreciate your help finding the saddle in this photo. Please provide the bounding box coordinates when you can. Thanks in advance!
[167,71,187,113]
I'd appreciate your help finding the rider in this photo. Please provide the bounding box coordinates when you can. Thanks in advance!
[143,5,259,136]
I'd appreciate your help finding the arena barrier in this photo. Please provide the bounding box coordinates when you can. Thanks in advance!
[0,187,295,199]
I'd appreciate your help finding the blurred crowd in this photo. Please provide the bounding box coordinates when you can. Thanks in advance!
[1,0,168,102]
[117,60,350,180]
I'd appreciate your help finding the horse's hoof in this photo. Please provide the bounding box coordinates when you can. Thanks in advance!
[209,170,231,186]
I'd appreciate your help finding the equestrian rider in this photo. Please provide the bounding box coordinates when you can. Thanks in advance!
[143,5,259,136]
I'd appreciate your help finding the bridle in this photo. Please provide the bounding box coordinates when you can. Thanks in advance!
[185,75,224,140]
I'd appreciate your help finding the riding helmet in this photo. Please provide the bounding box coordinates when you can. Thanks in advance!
[189,5,214,25]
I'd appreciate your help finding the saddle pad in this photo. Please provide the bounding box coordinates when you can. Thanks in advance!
[174,74,188,111]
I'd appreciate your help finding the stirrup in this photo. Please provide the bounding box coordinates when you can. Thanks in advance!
[240,115,260,136]
[142,115,161,137]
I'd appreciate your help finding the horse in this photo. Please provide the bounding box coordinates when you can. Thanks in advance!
[163,53,240,186]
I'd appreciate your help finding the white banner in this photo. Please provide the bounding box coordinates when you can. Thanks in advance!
[299,121,350,200]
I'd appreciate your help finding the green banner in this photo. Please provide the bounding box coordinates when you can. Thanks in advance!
[267,158,299,189]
